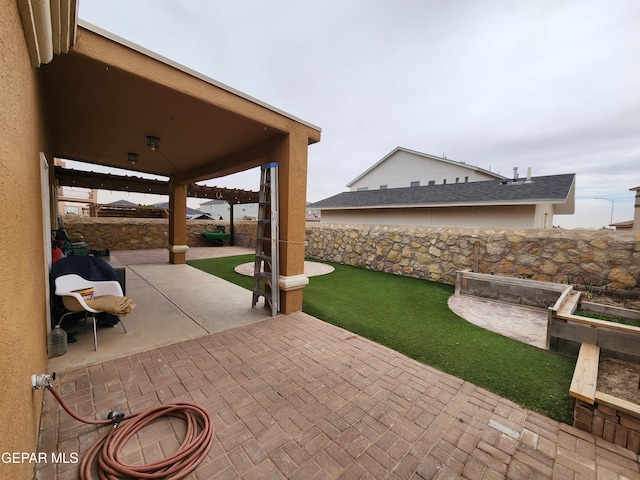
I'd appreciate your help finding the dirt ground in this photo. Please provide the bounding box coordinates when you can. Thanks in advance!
[598,358,640,404]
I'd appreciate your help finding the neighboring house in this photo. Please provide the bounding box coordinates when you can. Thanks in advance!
[199,199,258,220]
[309,173,576,229]
[610,186,640,232]
[153,201,213,219]
[305,202,321,221]
[347,147,506,191]
[56,159,98,216]
[310,147,575,229]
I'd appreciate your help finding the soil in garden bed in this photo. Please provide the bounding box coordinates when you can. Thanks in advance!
[598,358,640,405]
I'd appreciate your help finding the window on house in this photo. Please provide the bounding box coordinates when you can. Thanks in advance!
[455,177,459,183]
[410,181,420,187]
[443,179,447,184]
[380,184,387,190]
[428,180,435,186]
[465,176,469,183]
[357,187,368,191]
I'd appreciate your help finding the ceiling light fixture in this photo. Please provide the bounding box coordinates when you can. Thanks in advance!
[146,135,160,150]
[127,152,139,165]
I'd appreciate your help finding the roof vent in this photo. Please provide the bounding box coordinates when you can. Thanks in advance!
[524,167,534,184]
[500,166,528,185]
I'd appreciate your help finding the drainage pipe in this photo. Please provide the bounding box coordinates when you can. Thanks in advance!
[46,386,215,479]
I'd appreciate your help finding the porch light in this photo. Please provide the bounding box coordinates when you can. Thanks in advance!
[146,135,161,150]
[127,152,139,165]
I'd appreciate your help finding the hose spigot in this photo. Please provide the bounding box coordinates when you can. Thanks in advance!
[31,373,56,389]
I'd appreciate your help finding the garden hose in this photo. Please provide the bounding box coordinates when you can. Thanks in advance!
[46,385,215,479]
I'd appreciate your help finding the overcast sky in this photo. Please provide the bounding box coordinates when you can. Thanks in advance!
[77,0,639,229]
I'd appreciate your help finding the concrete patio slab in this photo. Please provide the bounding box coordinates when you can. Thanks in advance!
[235,260,335,277]
[448,294,549,349]
[48,248,271,373]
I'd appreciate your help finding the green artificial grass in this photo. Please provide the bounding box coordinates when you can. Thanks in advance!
[188,255,575,424]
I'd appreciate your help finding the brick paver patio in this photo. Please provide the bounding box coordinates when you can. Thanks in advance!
[37,312,640,479]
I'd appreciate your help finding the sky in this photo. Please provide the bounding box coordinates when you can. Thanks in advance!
[74,0,639,229]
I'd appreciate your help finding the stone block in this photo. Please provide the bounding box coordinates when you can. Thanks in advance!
[574,411,593,427]
[596,404,617,417]
[592,415,604,437]
[573,418,592,433]
[603,420,617,443]
[619,413,640,432]
[614,424,628,448]
[627,430,640,453]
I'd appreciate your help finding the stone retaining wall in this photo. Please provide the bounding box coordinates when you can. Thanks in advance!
[574,398,640,453]
[62,218,640,292]
[305,223,640,292]
[61,216,257,250]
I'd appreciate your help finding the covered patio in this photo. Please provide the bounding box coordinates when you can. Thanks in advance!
[42,19,321,313]
[37,249,640,479]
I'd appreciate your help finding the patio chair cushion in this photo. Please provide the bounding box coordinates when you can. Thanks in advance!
[86,295,135,315]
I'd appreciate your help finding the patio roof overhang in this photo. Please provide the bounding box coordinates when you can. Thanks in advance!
[40,21,321,186]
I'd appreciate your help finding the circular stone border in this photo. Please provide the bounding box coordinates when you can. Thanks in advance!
[234,261,334,277]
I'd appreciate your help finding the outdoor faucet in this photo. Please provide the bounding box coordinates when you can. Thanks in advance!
[31,373,56,389]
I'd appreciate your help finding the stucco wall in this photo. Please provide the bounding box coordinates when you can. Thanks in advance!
[62,216,258,250]
[0,4,51,479]
[320,204,542,228]
[305,223,640,292]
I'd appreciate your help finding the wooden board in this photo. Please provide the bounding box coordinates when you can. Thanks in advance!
[595,390,640,417]
[557,290,581,316]
[581,301,640,321]
[569,343,600,404]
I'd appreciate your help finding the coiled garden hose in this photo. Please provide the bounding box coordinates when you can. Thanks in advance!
[46,386,215,479]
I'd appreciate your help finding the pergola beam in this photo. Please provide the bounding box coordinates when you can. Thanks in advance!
[54,166,259,204]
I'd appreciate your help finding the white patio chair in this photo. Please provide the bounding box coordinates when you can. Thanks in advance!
[54,274,128,351]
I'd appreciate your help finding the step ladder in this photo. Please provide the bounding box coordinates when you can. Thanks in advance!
[252,162,279,316]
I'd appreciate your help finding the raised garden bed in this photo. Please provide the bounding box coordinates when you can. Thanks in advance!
[454,271,640,451]
[570,343,640,453]
[561,300,640,452]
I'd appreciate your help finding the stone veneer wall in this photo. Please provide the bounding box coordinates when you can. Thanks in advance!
[574,399,640,453]
[61,218,640,292]
[305,223,640,292]
[62,216,257,250]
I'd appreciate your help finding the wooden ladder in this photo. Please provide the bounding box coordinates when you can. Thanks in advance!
[251,162,279,316]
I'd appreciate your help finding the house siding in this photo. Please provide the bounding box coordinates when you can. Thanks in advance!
[0,4,51,479]
[349,149,501,191]
[321,204,540,228]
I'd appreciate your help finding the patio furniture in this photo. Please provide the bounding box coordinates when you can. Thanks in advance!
[202,227,230,246]
[54,274,132,350]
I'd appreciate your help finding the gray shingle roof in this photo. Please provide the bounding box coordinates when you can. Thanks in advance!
[309,173,575,210]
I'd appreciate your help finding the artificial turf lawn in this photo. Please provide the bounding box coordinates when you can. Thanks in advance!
[188,255,575,424]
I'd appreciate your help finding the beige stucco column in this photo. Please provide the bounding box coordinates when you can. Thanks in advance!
[168,178,188,264]
[272,131,309,313]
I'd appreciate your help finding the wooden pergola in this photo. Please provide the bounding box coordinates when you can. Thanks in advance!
[54,165,260,203]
